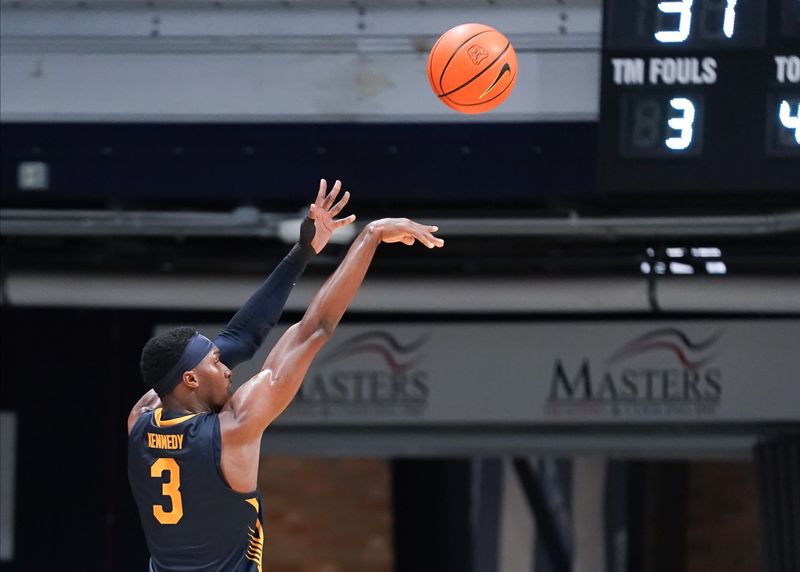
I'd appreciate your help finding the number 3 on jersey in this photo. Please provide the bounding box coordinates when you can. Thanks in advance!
[151,458,183,524]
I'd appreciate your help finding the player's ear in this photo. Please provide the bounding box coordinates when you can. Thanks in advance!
[182,370,200,389]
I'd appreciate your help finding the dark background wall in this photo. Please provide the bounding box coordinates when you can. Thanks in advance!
[0,307,186,571]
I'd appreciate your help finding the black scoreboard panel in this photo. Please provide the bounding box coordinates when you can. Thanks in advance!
[599,0,800,193]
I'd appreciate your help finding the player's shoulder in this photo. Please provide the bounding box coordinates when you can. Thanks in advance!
[127,407,155,436]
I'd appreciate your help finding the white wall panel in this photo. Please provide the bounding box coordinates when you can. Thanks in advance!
[0,3,600,121]
[0,50,598,121]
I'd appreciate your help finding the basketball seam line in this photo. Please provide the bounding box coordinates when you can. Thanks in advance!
[439,42,511,99]
[447,72,516,106]
[437,28,495,95]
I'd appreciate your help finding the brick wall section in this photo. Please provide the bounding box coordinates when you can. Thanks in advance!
[257,457,394,572]
[686,462,762,572]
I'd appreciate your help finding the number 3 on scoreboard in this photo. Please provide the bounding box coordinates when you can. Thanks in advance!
[151,458,183,524]
[666,97,696,150]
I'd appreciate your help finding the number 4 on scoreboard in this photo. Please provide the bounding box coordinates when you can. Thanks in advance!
[766,95,800,157]
[778,100,800,144]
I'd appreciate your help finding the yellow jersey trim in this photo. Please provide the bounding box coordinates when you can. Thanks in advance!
[244,498,264,572]
[153,407,198,428]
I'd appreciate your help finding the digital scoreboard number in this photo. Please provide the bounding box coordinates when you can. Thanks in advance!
[620,93,705,156]
[606,0,767,49]
[599,0,800,193]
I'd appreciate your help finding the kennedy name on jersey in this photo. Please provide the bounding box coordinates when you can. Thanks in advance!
[147,432,185,450]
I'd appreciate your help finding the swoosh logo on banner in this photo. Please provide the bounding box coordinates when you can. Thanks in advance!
[479,62,511,99]
[319,331,430,374]
[605,327,724,370]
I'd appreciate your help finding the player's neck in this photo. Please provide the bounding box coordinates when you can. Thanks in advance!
[161,393,210,415]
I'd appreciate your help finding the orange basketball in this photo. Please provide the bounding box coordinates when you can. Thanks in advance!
[427,23,517,114]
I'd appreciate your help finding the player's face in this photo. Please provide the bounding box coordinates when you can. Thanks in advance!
[194,347,232,411]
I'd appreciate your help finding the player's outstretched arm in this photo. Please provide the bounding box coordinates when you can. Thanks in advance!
[127,181,355,434]
[220,218,443,442]
[213,179,355,368]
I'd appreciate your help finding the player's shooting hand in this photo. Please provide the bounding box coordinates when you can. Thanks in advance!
[306,179,357,254]
[371,218,444,249]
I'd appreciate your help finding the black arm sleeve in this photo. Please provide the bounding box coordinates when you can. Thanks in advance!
[213,241,314,368]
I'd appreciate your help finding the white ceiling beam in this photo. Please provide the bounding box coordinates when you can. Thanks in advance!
[5,273,800,312]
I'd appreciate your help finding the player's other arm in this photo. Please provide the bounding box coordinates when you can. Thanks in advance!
[221,219,443,441]
[127,389,162,434]
[214,180,354,368]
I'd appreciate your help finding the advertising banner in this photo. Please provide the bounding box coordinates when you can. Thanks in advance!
[162,320,800,425]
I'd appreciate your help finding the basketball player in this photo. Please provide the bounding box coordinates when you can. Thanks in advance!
[127,184,444,571]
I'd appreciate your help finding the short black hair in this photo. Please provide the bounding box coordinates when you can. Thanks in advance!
[140,326,197,392]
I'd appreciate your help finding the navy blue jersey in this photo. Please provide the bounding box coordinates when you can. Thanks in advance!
[128,409,264,572]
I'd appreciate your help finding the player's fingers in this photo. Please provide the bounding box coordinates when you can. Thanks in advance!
[308,203,318,220]
[420,223,444,247]
[416,230,444,248]
[323,179,342,209]
[412,223,444,248]
[333,214,356,228]
[315,179,327,207]
[401,236,416,246]
[407,220,439,234]
[329,191,350,216]
[408,230,433,248]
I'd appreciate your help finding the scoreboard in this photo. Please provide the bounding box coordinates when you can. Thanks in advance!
[598,0,800,193]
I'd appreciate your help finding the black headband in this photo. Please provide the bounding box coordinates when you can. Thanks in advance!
[153,332,214,397]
